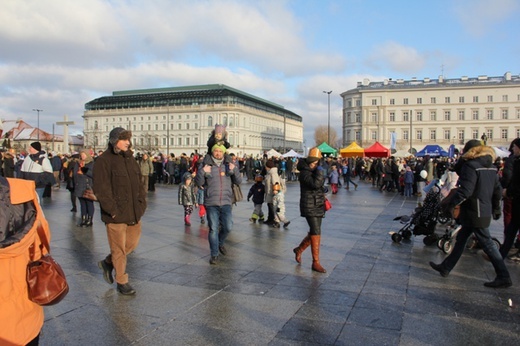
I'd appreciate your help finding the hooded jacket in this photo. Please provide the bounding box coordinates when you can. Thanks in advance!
[195,155,242,207]
[444,146,501,228]
[297,159,325,218]
[0,178,49,346]
[93,128,147,224]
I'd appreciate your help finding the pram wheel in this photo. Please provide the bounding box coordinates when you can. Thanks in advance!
[436,212,451,225]
[442,240,454,254]
[437,238,445,250]
[391,233,403,243]
[492,237,501,250]
[423,234,438,246]
[402,230,412,239]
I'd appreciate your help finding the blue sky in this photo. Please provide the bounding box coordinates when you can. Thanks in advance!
[1,0,519,148]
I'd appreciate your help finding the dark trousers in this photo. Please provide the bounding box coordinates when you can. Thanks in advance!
[442,225,510,279]
[305,216,322,235]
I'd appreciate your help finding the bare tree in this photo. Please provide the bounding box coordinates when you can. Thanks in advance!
[314,125,338,146]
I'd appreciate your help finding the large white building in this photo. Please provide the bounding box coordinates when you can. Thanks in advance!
[341,72,520,152]
[83,84,303,157]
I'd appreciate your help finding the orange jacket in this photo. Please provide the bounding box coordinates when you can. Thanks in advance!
[0,178,50,346]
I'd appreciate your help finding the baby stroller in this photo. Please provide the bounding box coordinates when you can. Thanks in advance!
[391,182,443,245]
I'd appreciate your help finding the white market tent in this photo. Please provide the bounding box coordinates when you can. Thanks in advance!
[393,149,414,158]
[266,148,282,158]
[282,149,304,158]
[493,147,510,158]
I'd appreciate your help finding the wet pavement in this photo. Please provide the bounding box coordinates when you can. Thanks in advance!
[38,179,520,345]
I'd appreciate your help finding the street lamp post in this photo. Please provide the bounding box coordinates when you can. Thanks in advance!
[323,91,332,144]
[409,110,412,154]
[32,109,43,141]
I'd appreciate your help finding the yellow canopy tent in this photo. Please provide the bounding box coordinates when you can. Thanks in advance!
[340,142,364,158]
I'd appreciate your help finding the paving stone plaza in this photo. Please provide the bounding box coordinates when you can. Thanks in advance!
[38,179,519,345]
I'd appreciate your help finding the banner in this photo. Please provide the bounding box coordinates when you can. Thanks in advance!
[390,132,397,150]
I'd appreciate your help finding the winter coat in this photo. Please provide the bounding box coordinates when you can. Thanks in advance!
[20,151,54,188]
[247,182,265,205]
[2,153,15,178]
[505,155,520,200]
[92,144,147,225]
[500,154,515,189]
[273,191,286,216]
[178,182,197,206]
[0,178,49,345]
[404,170,414,184]
[264,167,280,203]
[328,169,340,184]
[73,160,94,198]
[139,158,154,176]
[195,155,242,207]
[444,146,501,228]
[297,159,325,218]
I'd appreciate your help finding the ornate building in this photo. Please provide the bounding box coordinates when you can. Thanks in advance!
[83,84,303,157]
[341,72,520,152]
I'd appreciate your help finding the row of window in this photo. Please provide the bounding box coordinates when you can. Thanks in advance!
[364,94,520,107]
[347,108,520,124]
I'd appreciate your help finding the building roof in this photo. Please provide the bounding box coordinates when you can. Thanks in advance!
[85,84,302,122]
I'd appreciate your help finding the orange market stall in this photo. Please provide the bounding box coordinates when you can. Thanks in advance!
[340,142,364,158]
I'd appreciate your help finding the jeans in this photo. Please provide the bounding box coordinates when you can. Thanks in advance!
[206,205,233,257]
[442,225,510,279]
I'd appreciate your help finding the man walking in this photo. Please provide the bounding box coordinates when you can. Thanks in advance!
[94,127,147,295]
[196,143,241,265]
[430,140,511,288]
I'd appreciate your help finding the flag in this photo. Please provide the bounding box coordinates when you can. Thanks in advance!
[390,132,397,149]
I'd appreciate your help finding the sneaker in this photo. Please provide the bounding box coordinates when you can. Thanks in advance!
[98,259,114,284]
[117,283,136,295]
[209,256,218,265]
[249,218,256,223]
[218,246,227,256]
[429,261,449,277]
[355,184,358,190]
[483,278,512,288]
[507,250,520,262]
[201,218,205,224]
[283,221,291,228]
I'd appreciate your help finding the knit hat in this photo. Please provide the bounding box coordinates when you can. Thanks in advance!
[211,143,226,154]
[510,138,520,152]
[109,127,132,147]
[462,139,482,153]
[182,172,193,182]
[306,147,322,163]
[30,141,41,152]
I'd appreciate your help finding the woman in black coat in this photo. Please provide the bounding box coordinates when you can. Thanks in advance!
[292,147,327,273]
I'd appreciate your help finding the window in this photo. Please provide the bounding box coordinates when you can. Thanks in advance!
[186,123,190,130]
[458,130,465,143]
[473,96,479,103]
[517,129,520,138]
[177,138,182,146]
[417,98,422,104]
[472,110,479,120]
[348,100,352,107]
[403,130,409,140]
[416,130,422,140]
[208,116,213,127]
[355,113,361,122]
[416,111,422,121]
[372,99,377,105]
[347,113,352,123]
[186,114,190,120]
[458,110,465,121]
[486,109,493,120]
[403,98,409,105]
[472,130,479,139]
[170,123,174,130]
[444,130,451,140]
[486,129,493,139]
[459,96,465,103]
[371,112,377,122]
[445,97,450,104]
[430,111,436,121]
[178,115,181,120]
[389,112,395,122]
[194,114,198,119]
[155,124,158,131]
[186,137,190,146]
[403,111,409,122]
[229,116,234,127]
[94,121,98,129]
[223,115,228,126]
[501,129,508,139]
[356,100,361,106]
[162,138,166,146]
[355,131,361,141]
[371,131,377,140]
[503,95,508,102]
[444,111,450,121]
[501,109,508,119]
[178,123,181,130]
[517,108,520,119]
[430,130,436,140]
[487,95,493,102]
[390,99,395,105]
[162,124,166,130]
[194,123,198,130]
[431,97,436,104]
[140,124,143,131]
[194,137,198,146]
[148,124,151,131]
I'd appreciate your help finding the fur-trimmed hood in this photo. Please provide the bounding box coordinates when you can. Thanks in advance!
[461,145,496,162]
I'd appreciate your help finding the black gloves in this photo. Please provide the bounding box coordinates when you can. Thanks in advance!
[247,197,250,202]
[276,208,280,212]
[493,210,501,220]
[80,167,88,174]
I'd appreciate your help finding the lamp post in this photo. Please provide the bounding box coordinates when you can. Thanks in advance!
[32,109,43,141]
[323,90,332,144]
[409,110,412,154]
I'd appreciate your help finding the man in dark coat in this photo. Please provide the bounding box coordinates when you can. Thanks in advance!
[94,127,147,295]
[430,140,511,288]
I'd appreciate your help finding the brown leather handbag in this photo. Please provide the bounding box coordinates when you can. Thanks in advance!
[26,223,69,306]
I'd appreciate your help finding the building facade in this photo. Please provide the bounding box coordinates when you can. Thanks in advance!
[341,72,520,152]
[83,84,304,157]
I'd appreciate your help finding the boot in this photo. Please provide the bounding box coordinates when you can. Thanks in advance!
[184,215,191,226]
[310,235,327,273]
[293,233,311,264]
[85,216,93,227]
[78,215,87,227]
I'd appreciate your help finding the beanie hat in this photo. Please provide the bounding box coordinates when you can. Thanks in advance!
[462,139,482,153]
[30,141,42,152]
[211,143,226,154]
[109,127,132,147]
[182,172,193,182]
[306,147,322,163]
[266,160,275,168]
[510,138,520,152]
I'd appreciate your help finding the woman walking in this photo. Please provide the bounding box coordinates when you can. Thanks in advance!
[292,147,327,273]
[74,149,95,227]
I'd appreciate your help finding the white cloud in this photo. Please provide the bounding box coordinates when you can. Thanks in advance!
[367,41,426,73]
[453,0,519,37]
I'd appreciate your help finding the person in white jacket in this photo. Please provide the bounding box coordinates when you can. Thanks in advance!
[20,142,53,201]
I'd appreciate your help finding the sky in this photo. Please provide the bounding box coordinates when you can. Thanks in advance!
[1,0,519,148]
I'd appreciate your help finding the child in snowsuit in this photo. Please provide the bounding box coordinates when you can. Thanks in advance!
[247,175,265,223]
[272,182,290,228]
[403,166,414,197]
[178,172,197,226]
[328,165,340,194]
